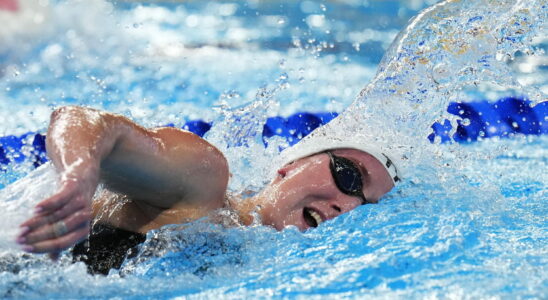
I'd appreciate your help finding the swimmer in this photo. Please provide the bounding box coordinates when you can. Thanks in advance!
[14,106,399,274]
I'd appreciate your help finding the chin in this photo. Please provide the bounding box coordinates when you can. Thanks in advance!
[278,217,307,232]
[270,220,288,231]
[264,217,295,231]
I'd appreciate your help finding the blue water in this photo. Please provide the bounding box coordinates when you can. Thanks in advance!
[0,0,547,299]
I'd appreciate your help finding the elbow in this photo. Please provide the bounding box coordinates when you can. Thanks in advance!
[50,106,104,125]
[50,106,67,122]
[50,105,86,121]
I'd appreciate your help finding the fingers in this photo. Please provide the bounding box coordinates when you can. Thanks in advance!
[20,211,91,245]
[33,182,76,214]
[19,197,85,231]
[17,187,91,255]
[23,225,90,254]
[16,177,97,256]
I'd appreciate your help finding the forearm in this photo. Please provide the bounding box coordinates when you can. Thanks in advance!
[45,106,183,207]
[45,106,227,208]
[46,106,150,181]
[16,106,227,255]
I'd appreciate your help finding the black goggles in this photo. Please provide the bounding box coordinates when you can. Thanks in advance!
[326,151,370,205]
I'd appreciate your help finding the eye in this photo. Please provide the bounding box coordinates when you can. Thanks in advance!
[327,152,372,205]
[331,155,364,193]
[334,161,362,191]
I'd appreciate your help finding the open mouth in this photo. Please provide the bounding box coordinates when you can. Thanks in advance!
[303,207,323,228]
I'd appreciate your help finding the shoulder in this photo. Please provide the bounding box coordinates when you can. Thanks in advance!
[151,127,229,204]
[97,126,230,230]
[151,127,228,172]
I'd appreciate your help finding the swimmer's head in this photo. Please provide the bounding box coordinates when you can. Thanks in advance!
[277,135,400,185]
[250,134,400,231]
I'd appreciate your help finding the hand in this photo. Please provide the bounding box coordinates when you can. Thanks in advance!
[16,168,99,259]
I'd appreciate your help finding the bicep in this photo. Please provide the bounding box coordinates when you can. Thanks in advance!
[99,126,229,209]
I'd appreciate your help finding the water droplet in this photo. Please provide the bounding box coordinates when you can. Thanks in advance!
[320,4,326,11]
[221,90,241,100]
[462,118,471,126]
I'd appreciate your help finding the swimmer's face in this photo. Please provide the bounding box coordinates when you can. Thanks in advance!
[257,149,394,231]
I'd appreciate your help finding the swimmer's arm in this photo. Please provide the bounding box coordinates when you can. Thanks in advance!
[17,106,228,255]
[47,106,227,207]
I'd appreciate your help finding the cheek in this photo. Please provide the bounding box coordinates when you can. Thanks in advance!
[260,184,308,230]
[268,178,307,209]
[273,208,305,231]
[258,183,291,226]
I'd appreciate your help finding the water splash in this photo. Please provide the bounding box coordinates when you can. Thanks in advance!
[355,0,545,127]
[0,163,59,249]
[205,73,294,194]
[0,0,546,299]
[317,0,546,180]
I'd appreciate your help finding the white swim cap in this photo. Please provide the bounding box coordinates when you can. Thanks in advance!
[277,133,401,185]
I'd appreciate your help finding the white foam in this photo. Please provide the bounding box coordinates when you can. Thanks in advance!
[0,163,59,251]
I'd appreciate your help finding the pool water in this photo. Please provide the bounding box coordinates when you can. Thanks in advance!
[0,0,547,298]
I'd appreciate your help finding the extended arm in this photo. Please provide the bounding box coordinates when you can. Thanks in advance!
[17,106,228,256]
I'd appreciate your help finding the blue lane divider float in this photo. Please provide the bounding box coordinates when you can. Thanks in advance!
[428,97,546,143]
[0,97,545,171]
[0,133,47,169]
[263,112,339,146]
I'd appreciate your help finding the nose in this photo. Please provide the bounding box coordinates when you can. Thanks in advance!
[330,195,361,216]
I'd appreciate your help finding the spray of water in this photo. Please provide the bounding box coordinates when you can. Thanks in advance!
[0,0,546,298]
[310,0,546,186]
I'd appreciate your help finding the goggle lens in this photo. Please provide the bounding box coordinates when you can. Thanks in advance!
[327,151,369,205]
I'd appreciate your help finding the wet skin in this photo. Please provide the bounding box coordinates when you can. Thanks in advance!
[255,149,394,231]
[15,106,394,258]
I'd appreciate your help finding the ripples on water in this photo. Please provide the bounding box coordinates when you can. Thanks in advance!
[0,0,546,298]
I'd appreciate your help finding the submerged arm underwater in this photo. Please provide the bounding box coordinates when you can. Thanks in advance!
[15,106,229,258]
